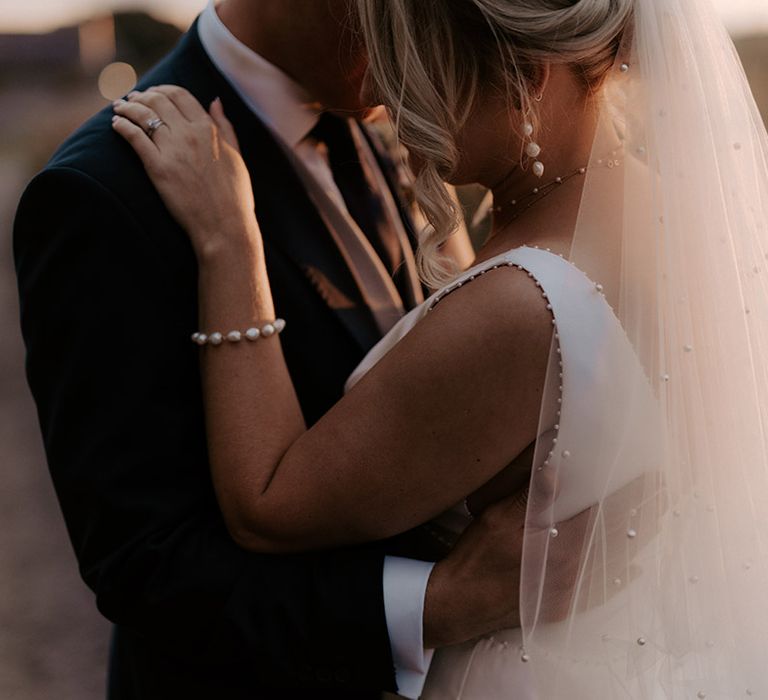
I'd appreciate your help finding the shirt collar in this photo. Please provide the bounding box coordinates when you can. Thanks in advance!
[198,0,322,147]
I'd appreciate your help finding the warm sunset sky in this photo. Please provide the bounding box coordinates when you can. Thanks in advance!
[1,0,767,35]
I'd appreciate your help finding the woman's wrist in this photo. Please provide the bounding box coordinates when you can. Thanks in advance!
[196,232,276,325]
[193,219,263,265]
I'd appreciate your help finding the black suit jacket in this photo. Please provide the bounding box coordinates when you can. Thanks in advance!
[14,22,421,700]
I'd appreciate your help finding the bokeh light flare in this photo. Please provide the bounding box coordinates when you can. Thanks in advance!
[98,61,137,100]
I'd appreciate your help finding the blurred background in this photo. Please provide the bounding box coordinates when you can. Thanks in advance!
[0,1,766,698]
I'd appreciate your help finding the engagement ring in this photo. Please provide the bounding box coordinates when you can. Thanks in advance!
[145,118,166,139]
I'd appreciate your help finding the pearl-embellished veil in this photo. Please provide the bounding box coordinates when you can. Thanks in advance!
[518,0,768,696]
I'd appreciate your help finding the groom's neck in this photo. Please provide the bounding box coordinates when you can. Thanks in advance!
[214,0,365,113]
[216,0,299,77]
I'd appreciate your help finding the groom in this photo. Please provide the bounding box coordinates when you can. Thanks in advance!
[14,1,532,698]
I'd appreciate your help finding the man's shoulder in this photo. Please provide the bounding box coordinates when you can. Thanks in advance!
[46,108,132,183]
[23,105,164,235]
[16,45,192,245]
[46,40,191,188]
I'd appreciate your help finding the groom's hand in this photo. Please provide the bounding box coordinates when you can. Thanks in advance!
[423,470,655,648]
[422,488,528,648]
[423,468,587,649]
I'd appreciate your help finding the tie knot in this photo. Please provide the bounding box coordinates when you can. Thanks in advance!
[309,112,351,148]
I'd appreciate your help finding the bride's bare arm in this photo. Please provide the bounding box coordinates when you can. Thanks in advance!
[197,245,549,552]
[112,87,552,552]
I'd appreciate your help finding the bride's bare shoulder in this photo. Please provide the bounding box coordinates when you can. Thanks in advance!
[425,261,554,350]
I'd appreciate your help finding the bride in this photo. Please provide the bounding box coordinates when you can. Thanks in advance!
[112,0,768,696]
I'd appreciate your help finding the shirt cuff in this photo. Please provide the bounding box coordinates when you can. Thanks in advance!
[383,556,435,699]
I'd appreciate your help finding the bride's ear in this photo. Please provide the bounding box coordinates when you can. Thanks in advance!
[529,63,552,103]
[508,63,551,112]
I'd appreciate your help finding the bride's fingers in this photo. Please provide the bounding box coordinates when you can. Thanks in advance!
[112,100,168,141]
[147,85,209,122]
[111,115,160,167]
[209,98,241,152]
[126,89,184,126]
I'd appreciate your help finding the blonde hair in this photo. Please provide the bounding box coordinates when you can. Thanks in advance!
[356,0,633,288]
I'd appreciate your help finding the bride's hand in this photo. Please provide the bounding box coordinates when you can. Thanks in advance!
[112,86,258,259]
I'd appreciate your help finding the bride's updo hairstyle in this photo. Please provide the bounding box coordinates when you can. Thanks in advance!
[356,0,633,287]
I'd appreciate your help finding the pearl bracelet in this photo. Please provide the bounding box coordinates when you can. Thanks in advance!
[191,319,286,346]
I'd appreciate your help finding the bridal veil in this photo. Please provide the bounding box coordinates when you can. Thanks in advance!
[520,0,768,695]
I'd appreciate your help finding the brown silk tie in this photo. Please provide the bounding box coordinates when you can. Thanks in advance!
[302,115,411,334]
[310,115,400,268]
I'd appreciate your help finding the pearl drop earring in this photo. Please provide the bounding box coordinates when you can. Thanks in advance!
[523,121,545,178]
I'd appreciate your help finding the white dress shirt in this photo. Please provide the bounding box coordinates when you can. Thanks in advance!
[197,4,434,697]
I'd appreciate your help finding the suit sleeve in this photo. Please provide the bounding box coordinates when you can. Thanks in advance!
[13,166,397,691]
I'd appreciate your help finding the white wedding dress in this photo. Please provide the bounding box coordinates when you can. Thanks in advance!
[346,245,661,699]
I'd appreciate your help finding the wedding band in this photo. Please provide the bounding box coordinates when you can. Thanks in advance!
[145,118,166,139]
